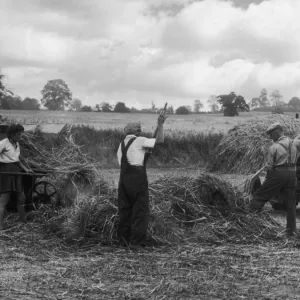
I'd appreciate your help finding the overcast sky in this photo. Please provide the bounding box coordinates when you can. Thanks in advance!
[1,0,300,110]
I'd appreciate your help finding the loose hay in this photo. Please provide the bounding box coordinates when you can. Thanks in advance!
[208,114,300,174]
[51,172,283,245]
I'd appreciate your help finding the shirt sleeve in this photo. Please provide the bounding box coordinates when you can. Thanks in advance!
[0,138,7,153]
[266,145,276,168]
[142,138,156,149]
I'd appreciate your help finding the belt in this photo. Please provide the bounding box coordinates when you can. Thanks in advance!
[275,164,296,171]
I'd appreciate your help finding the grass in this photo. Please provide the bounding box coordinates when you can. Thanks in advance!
[63,125,224,168]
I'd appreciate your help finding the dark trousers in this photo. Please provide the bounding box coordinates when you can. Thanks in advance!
[250,168,296,235]
[118,167,149,246]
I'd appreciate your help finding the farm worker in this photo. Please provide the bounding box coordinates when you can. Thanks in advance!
[0,124,32,230]
[250,122,300,236]
[117,111,167,250]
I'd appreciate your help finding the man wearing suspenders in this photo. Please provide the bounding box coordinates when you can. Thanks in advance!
[250,122,300,236]
[117,111,167,250]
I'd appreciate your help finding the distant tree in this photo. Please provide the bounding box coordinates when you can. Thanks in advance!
[249,97,261,109]
[69,98,82,112]
[259,88,269,107]
[0,95,22,110]
[100,102,112,112]
[41,79,72,110]
[193,100,203,113]
[80,105,92,112]
[288,97,300,111]
[130,107,140,113]
[0,73,14,104]
[114,102,130,113]
[207,95,219,113]
[217,92,249,117]
[22,97,40,110]
[176,106,189,115]
[151,101,157,113]
[166,105,174,114]
[270,90,283,107]
[272,106,284,115]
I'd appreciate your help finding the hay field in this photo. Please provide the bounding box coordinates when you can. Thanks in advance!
[0,109,292,132]
[2,112,300,299]
[1,169,300,299]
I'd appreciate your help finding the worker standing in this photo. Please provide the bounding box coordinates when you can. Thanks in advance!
[117,110,167,250]
[0,124,32,230]
[250,123,300,236]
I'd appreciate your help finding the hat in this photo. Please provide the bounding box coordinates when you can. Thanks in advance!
[124,122,141,135]
[266,122,283,134]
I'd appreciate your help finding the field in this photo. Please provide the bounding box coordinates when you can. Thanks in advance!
[1,109,297,133]
[1,111,300,299]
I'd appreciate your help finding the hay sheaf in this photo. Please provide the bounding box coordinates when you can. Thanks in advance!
[208,114,300,175]
[51,172,282,245]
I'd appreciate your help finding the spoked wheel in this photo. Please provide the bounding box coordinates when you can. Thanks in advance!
[30,181,60,208]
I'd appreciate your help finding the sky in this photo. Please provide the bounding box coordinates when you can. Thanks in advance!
[1,0,300,110]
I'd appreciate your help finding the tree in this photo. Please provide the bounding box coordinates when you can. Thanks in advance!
[114,102,130,113]
[69,98,82,112]
[288,97,300,111]
[80,105,92,112]
[175,106,189,115]
[259,88,269,107]
[41,79,72,110]
[166,105,174,114]
[270,90,284,107]
[193,100,203,113]
[249,97,261,109]
[22,97,40,110]
[217,92,249,117]
[99,102,112,112]
[207,95,219,113]
[0,95,22,110]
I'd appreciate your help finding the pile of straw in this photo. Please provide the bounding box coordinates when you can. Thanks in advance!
[208,115,300,174]
[51,172,283,245]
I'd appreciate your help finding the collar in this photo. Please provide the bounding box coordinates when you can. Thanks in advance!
[275,136,287,143]
[125,135,137,139]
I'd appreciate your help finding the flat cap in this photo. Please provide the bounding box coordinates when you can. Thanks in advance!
[124,121,141,135]
[266,122,283,134]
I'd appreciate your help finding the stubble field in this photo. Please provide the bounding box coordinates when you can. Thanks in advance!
[1,110,300,299]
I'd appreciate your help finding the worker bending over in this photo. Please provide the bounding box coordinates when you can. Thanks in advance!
[250,123,300,236]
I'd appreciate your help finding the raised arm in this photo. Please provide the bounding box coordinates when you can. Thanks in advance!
[153,108,167,144]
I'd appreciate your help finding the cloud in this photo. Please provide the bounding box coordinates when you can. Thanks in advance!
[1,0,300,110]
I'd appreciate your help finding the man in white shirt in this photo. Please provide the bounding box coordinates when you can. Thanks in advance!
[117,111,167,250]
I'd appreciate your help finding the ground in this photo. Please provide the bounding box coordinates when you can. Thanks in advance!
[1,168,300,300]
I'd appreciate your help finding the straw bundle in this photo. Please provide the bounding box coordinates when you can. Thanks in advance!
[208,115,300,174]
[18,128,98,203]
[54,172,282,245]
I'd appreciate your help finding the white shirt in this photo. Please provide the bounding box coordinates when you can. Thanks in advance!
[117,135,156,166]
[0,138,20,163]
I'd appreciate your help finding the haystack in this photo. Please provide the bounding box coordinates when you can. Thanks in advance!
[55,172,282,245]
[208,115,300,174]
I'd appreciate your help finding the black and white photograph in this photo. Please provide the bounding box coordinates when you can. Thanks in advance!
[1,0,300,299]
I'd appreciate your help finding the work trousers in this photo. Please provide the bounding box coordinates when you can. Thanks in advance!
[118,166,149,246]
[250,167,296,235]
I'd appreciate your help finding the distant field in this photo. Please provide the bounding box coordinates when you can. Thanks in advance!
[1,109,296,132]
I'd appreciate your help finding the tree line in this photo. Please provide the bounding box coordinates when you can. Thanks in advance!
[1,73,300,116]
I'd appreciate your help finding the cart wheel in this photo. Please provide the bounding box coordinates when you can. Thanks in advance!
[30,181,60,208]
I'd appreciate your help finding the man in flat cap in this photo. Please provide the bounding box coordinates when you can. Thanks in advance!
[117,110,167,250]
[250,122,300,236]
